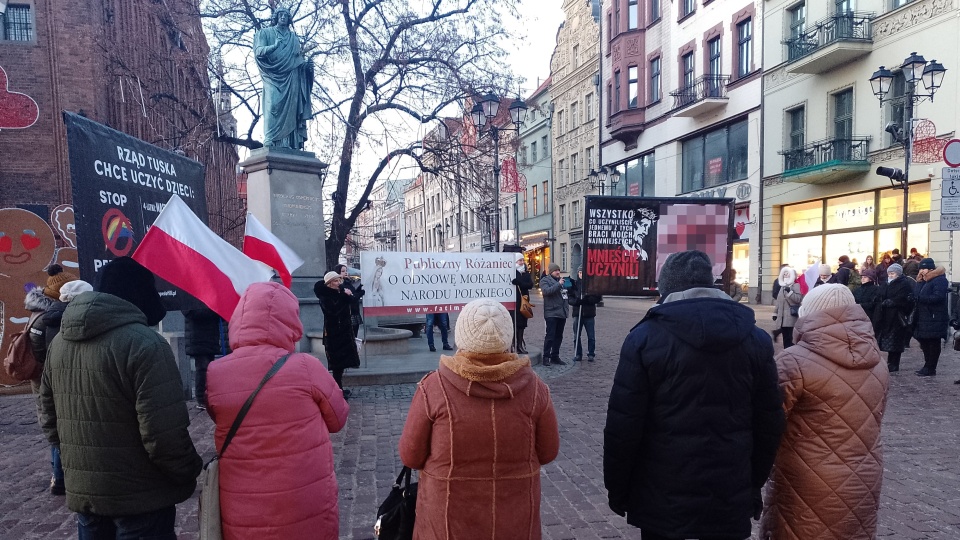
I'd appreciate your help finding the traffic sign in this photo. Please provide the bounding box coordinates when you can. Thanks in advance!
[941,176,960,197]
[941,213,960,231]
[945,139,960,167]
[944,167,960,181]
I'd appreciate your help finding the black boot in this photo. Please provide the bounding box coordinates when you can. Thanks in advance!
[771,328,782,343]
[887,352,901,373]
[516,328,528,354]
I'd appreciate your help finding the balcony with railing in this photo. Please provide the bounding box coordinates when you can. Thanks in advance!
[670,75,730,118]
[784,12,874,74]
[779,137,871,184]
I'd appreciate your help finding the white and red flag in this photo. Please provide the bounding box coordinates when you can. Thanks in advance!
[133,195,274,320]
[243,213,304,288]
[799,259,821,295]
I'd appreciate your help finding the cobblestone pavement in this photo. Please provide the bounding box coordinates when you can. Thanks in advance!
[2,296,959,539]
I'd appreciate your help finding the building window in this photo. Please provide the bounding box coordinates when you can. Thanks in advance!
[614,71,622,113]
[542,181,548,212]
[2,4,34,41]
[531,141,538,162]
[586,93,594,120]
[788,106,805,150]
[681,119,749,192]
[681,0,695,18]
[541,135,548,157]
[561,243,568,271]
[557,110,564,134]
[650,0,661,21]
[628,66,639,109]
[558,158,566,186]
[573,200,582,227]
[615,0,621,35]
[628,0,639,29]
[573,44,579,69]
[682,53,695,90]
[571,153,579,183]
[607,84,613,118]
[523,191,528,219]
[586,146,594,171]
[708,38,721,77]
[533,185,539,216]
[649,57,661,103]
[890,0,911,8]
[789,3,807,38]
[621,153,657,196]
[887,72,911,147]
[571,101,579,126]
[559,204,567,231]
[834,89,854,159]
[737,19,753,77]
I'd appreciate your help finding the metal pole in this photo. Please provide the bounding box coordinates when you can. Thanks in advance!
[902,83,913,257]
[493,127,501,252]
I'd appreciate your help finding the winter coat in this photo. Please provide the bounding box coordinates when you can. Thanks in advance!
[913,266,949,340]
[875,275,915,352]
[42,300,68,354]
[25,288,53,366]
[38,292,202,515]
[875,262,890,285]
[833,261,855,287]
[773,283,802,329]
[760,304,888,540]
[183,307,222,356]
[568,278,601,318]
[341,278,365,324]
[512,271,534,329]
[399,350,559,540]
[604,288,784,539]
[771,278,781,302]
[207,282,349,540]
[539,274,569,319]
[852,281,882,329]
[902,258,920,280]
[314,283,361,371]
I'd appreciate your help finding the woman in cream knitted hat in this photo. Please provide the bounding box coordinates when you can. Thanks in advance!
[761,284,888,539]
[399,298,559,539]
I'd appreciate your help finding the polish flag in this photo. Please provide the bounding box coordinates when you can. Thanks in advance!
[243,213,304,288]
[798,259,821,295]
[133,195,274,320]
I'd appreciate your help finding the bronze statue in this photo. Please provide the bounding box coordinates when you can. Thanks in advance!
[254,8,313,150]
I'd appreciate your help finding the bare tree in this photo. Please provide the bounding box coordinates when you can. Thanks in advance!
[198,0,521,263]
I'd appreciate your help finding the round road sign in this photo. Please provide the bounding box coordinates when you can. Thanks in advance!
[944,139,960,167]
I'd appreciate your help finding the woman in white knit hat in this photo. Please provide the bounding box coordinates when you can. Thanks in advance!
[760,284,889,540]
[399,298,560,539]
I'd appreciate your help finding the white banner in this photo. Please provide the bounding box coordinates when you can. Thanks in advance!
[359,251,520,316]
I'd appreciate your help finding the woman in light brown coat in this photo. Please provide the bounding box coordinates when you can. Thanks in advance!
[760,284,889,540]
[399,298,560,540]
[773,266,802,347]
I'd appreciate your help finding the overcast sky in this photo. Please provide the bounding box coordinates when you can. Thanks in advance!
[504,1,565,96]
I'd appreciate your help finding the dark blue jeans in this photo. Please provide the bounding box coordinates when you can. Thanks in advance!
[425,313,450,348]
[77,505,176,540]
[51,445,64,483]
[572,316,596,357]
[543,317,566,360]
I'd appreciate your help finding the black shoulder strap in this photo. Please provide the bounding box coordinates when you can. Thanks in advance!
[218,353,291,458]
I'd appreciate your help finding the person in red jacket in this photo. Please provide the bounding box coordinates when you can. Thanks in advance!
[207,282,349,540]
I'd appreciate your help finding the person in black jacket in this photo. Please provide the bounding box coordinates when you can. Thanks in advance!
[913,258,949,376]
[604,251,784,540]
[875,263,914,372]
[852,268,881,330]
[511,260,534,354]
[334,264,365,337]
[315,271,361,398]
[568,266,601,362]
[183,307,223,409]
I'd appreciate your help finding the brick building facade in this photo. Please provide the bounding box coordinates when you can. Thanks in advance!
[0,0,242,244]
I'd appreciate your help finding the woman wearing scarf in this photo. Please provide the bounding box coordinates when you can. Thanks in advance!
[875,263,914,372]
[913,258,949,376]
[772,266,802,347]
[399,298,560,539]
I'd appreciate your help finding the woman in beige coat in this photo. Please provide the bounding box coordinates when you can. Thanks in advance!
[760,284,889,540]
[773,266,802,347]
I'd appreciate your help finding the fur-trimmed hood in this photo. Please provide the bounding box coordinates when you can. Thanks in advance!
[25,287,54,312]
[916,265,946,282]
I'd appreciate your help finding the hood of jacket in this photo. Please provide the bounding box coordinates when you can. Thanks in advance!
[25,287,54,312]
[648,288,757,350]
[438,350,534,399]
[917,265,946,282]
[59,292,148,342]
[793,303,881,370]
[229,282,303,352]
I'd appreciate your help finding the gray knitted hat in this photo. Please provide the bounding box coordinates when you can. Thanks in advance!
[657,250,715,298]
[887,263,903,276]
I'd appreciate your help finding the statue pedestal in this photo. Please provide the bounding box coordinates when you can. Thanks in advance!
[240,148,328,348]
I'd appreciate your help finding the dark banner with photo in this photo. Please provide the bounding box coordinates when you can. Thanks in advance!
[63,112,207,310]
[582,196,735,296]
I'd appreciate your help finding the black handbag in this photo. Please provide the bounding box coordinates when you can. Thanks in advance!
[788,304,800,317]
[375,466,417,540]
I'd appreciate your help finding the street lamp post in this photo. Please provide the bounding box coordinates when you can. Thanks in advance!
[435,223,445,252]
[589,166,622,196]
[870,53,947,256]
[470,92,528,252]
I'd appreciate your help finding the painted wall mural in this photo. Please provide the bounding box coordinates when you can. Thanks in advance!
[0,65,40,130]
[0,207,73,386]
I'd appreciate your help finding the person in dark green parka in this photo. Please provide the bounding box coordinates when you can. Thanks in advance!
[39,257,201,538]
